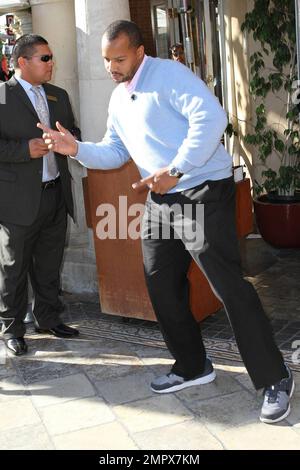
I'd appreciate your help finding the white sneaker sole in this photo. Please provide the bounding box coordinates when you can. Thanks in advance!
[260,379,295,424]
[151,369,216,394]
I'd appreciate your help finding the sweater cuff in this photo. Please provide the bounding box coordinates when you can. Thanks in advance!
[69,140,81,159]
[170,155,196,174]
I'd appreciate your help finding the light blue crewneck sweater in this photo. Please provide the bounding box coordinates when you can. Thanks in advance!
[75,57,233,192]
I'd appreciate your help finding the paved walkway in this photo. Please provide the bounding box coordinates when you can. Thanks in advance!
[0,240,299,450]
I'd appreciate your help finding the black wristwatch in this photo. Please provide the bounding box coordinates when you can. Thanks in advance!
[168,166,184,178]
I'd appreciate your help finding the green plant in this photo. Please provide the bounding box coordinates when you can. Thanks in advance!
[242,0,300,198]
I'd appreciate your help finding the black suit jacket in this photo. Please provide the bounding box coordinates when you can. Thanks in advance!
[0,76,74,226]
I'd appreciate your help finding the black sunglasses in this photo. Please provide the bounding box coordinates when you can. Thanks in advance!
[24,54,53,62]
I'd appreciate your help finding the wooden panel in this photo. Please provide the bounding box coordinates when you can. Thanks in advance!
[235,178,253,238]
[83,163,252,323]
[86,161,156,321]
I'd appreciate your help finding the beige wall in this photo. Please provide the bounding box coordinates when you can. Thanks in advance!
[245,2,293,183]
[224,0,293,186]
[223,0,253,181]
[30,0,79,115]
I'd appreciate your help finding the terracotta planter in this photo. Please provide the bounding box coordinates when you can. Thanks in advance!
[254,195,300,248]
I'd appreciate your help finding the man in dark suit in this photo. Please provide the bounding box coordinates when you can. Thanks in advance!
[0,34,79,356]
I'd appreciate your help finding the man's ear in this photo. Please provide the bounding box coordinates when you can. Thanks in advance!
[137,45,145,59]
[17,56,26,69]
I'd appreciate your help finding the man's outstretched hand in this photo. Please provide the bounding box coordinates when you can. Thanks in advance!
[37,121,78,156]
[132,167,180,195]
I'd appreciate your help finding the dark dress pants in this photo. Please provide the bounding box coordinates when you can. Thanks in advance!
[142,176,287,390]
[0,181,67,339]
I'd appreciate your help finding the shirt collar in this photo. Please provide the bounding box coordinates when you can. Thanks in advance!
[124,54,148,94]
[15,75,44,94]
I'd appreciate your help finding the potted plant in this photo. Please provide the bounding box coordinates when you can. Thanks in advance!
[242,0,300,248]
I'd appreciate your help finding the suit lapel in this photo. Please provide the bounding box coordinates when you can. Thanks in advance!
[7,76,39,120]
[8,78,58,129]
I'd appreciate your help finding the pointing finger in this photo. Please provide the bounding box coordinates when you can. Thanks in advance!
[37,122,51,133]
[132,175,154,190]
[56,121,68,134]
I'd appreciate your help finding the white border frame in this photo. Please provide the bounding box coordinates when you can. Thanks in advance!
[296,0,300,80]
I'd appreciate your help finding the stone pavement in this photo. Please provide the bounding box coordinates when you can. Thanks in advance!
[0,239,299,450]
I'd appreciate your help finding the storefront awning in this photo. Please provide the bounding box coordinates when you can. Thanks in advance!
[0,1,30,14]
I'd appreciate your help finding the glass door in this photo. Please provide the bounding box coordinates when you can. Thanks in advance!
[151,0,225,106]
[151,0,170,59]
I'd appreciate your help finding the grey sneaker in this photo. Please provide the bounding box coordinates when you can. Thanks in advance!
[260,365,295,424]
[151,357,216,394]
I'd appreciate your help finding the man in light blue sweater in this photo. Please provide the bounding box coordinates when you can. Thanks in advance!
[39,20,294,424]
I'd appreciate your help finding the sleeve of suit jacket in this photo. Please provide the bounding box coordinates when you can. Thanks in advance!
[0,84,77,163]
[0,138,30,164]
[0,82,31,162]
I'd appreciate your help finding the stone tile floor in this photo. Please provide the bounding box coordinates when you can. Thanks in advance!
[0,239,299,450]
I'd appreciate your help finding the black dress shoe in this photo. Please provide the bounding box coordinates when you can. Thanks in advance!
[5,337,28,356]
[35,323,79,338]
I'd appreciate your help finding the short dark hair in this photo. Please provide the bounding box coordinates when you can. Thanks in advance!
[103,20,144,48]
[12,34,48,68]
[170,43,184,53]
